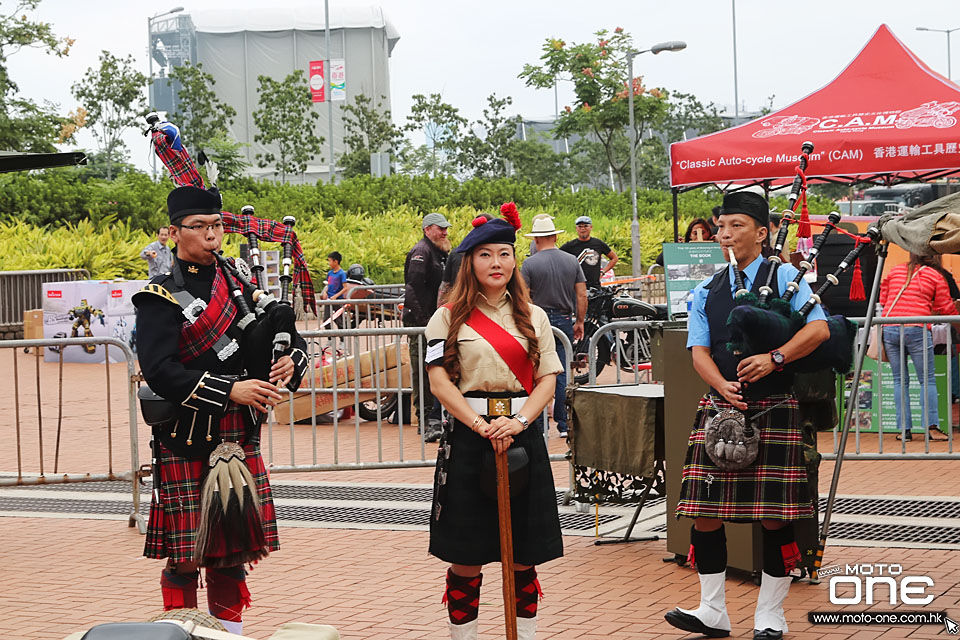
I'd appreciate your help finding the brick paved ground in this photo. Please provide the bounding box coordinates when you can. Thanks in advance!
[3,349,960,639]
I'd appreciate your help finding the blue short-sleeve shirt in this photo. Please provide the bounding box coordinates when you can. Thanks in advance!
[686,254,827,349]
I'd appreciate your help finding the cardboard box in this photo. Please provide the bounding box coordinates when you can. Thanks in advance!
[23,309,43,340]
[314,342,408,388]
[275,343,412,424]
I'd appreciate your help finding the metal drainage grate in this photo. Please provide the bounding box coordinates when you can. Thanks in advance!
[646,521,960,545]
[4,480,606,507]
[818,497,960,519]
[0,496,619,531]
[819,521,960,545]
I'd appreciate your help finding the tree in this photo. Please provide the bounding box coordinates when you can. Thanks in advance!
[71,51,148,179]
[0,0,75,152]
[458,93,520,179]
[505,130,588,188]
[519,28,669,191]
[661,91,724,144]
[339,93,403,178]
[200,132,249,183]
[252,70,324,182]
[404,93,467,177]
[168,61,237,152]
[168,61,246,180]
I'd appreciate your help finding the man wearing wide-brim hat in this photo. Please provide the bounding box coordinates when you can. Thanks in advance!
[520,215,586,438]
[664,191,829,640]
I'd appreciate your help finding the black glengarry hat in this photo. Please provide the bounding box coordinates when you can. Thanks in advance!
[719,191,769,228]
[167,186,222,225]
[455,217,516,254]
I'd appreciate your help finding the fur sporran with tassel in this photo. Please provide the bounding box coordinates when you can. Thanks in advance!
[194,442,269,568]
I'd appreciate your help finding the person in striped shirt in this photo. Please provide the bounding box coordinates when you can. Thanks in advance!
[879,254,957,441]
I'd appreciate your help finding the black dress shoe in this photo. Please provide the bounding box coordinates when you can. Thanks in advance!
[753,629,783,640]
[664,609,730,638]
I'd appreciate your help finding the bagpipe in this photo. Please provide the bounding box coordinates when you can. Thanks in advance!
[725,141,881,374]
[144,113,313,381]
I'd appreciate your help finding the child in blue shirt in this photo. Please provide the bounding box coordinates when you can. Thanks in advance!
[322,251,347,328]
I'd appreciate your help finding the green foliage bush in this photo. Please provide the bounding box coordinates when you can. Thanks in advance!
[0,171,836,282]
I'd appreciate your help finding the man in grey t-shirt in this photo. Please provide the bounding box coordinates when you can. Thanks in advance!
[140,227,173,278]
[521,215,586,437]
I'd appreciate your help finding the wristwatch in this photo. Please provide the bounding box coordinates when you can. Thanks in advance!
[770,349,786,372]
[512,414,530,431]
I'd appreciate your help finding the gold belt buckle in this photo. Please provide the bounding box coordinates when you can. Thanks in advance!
[487,398,511,416]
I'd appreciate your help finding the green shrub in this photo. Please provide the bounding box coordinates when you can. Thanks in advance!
[0,171,837,282]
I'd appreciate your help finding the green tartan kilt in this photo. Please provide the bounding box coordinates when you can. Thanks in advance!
[676,393,814,523]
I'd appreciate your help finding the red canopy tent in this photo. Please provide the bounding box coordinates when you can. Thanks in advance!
[668,24,960,230]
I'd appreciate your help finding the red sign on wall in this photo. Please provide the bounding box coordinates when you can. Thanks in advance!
[111,290,123,298]
[47,290,62,298]
[309,60,325,103]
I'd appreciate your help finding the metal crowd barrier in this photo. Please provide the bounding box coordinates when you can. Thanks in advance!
[0,268,89,326]
[824,314,960,460]
[0,336,145,532]
[303,296,406,338]
[263,325,572,474]
[586,320,656,386]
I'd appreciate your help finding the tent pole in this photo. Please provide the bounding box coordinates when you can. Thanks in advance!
[816,242,887,579]
[672,188,679,242]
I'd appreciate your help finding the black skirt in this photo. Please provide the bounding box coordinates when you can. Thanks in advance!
[429,418,564,566]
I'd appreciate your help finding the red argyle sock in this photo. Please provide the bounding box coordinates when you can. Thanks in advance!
[206,566,251,623]
[515,568,542,619]
[160,569,198,611]
[442,569,482,625]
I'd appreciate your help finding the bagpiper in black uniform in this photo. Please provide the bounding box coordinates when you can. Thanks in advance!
[134,185,309,634]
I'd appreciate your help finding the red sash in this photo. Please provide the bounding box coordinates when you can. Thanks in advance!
[465,307,535,394]
[178,267,237,363]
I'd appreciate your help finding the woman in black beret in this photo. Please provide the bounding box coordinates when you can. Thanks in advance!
[423,216,564,640]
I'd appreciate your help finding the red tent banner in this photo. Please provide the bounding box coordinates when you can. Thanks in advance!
[670,25,960,189]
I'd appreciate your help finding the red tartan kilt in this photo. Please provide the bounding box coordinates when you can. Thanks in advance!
[676,393,814,523]
[144,407,279,563]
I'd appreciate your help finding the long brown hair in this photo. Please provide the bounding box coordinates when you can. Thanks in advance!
[442,245,541,382]
[906,252,939,287]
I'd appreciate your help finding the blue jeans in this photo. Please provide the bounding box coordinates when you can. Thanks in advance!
[882,326,939,432]
[546,310,574,434]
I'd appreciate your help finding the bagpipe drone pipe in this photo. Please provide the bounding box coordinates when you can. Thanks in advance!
[724,141,881,374]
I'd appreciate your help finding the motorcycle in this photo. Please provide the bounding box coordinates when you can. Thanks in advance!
[570,285,667,384]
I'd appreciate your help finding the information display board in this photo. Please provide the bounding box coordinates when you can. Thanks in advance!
[661,243,727,320]
[838,355,949,432]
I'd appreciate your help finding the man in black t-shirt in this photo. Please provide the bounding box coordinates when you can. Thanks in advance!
[560,215,618,288]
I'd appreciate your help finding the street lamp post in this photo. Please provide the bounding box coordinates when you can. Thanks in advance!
[147,6,184,176]
[627,40,686,278]
[917,26,960,80]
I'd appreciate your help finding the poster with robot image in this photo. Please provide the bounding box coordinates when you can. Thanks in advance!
[42,280,147,363]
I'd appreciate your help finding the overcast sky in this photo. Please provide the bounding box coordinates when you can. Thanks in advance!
[7,0,960,171]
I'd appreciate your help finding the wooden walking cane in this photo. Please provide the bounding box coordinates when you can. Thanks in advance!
[495,448,518,640]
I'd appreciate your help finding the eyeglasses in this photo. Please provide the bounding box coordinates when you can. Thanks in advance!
[178,222,223,232]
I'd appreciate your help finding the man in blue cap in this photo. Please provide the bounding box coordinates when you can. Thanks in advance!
[560,215,618,289]
[404,212,452,442]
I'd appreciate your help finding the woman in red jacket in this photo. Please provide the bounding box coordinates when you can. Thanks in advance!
[879,254,955,441]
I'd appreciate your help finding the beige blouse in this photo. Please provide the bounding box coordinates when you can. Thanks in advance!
[424,291,563,393]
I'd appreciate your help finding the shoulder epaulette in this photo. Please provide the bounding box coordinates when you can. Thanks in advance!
[133,282,179,307]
